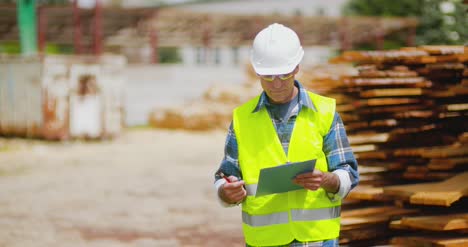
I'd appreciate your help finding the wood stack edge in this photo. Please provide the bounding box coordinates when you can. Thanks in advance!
[322,45,467,246]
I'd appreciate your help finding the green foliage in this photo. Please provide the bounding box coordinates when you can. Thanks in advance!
[0,42,21,54]
[158,47,182,63]
[343,0,424,16]
[0,42,75,54]
[44,44,74,54]
[343,0,467,46]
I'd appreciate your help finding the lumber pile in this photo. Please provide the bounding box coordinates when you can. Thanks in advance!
[323,45,468,246]
[148,79,262,131]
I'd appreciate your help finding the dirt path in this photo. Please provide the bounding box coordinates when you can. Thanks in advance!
[0,129,244,247]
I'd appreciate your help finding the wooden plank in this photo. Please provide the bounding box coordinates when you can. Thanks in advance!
[340,224,389,244]
[409,191,463,206]
[390,124,437,135]
[391,236,468,247]
[341,206,416,218]
[355,150,390,159]
[348,133,389,145]
[370,119,398,128]
[358,174,392,186]
[393,110,434,119]
[383,172,468,206]
[338,50,429,63]
[341,206,419,230]
[403,56,438,64]
[351,144,377,153]
[450,85,468,96]
[446,103,468,111]
[347,185,392,201]
[359,166,388,174]
[426,62,465,70]
[394,145,468,158]
[389,220,407,230]
[343,77,429,87]
[341,214,390,229]
[354,98,422,107]
[421,146,468,159]
[428,157,468,170]
[345,122,369,131]
[336,104,357,112]
[403,171,457,181]
[360,88,423,97]
[358,70,418,78]
[458,132,468,144]
[358,105,428,114]
[399,213,468,231]
[418,45,466,55]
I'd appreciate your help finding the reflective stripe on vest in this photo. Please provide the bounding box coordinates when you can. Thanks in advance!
[233,91,341,246]
[245,183,257,196]
[243,206,341,227]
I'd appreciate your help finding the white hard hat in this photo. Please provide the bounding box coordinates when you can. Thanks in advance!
[250,23,304,75]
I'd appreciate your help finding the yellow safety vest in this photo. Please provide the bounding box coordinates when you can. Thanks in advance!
[233,91,341,246]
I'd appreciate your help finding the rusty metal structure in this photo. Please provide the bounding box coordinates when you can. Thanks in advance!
[0,4,154,54]
[147,9,418,48]
[0,5,418,62]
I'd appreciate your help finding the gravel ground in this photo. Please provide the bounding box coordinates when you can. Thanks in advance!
[0,129,244,247]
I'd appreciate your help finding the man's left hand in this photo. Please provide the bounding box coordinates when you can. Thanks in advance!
[293,170,339,193]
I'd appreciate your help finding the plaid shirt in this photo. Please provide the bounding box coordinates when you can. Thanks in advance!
[216,81,359,247]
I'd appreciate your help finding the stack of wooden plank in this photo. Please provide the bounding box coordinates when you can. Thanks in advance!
[321,45,468,246]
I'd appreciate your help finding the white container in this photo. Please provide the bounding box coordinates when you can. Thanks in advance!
[0,54,127,140]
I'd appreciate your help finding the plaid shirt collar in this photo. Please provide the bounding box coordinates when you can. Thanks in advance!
[252,80,317,113]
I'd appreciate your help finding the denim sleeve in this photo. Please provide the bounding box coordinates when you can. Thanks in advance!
[323,112,359,189]
[214,122,242,182]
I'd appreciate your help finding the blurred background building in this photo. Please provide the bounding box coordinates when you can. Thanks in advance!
[0,0,466,128]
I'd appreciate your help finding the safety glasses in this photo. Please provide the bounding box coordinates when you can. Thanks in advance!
[258,72,294,82]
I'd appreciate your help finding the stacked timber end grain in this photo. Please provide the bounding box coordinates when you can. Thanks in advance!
[326,46,467,246]
[148,80,262,131]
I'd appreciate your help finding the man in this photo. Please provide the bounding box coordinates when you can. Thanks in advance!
[214,23,359,247]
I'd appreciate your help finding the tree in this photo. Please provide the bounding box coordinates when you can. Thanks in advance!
[343,0,467,46]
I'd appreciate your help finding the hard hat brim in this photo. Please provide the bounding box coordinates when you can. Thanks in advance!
[251,48,304,75]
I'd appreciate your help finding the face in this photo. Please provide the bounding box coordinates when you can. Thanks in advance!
[259,66,299,104]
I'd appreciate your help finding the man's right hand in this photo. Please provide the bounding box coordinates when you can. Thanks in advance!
[218,176,247,205]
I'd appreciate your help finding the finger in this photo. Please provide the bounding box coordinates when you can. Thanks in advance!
[232,190,247,201]
[225,188,246,202]
[305,182,321,190]
[293,178,305,186]
[224,181,245,190]
[295,172,315,179]
[228,176,239,182]
[293,179,321,190]
[294,179,322,186]
[307,185,320,191]
[296,175,323,182]
[225,185,244,196]
[231,189,246,200]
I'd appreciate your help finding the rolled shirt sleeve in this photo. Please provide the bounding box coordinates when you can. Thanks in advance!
[323,112,359,199]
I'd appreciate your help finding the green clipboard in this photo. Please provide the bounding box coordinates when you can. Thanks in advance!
[255,159,316,197]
